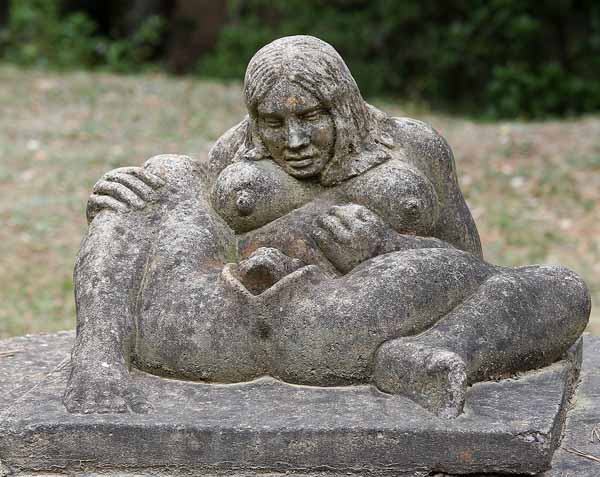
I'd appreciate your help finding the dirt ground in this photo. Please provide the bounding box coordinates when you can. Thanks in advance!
[1,66,598,338]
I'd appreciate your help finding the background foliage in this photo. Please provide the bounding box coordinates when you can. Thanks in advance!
[202,0,600,118]
[0,0,164,72]
[1,0,600,119]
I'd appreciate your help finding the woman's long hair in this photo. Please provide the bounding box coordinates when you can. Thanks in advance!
[237,35,393,185]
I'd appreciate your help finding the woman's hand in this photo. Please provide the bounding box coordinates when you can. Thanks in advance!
[312,204,388,274]
[86,166,166,223]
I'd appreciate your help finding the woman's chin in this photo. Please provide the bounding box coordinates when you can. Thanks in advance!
[284,163,325,179]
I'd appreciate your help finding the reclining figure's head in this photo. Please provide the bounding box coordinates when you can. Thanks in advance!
[241,35,391,185]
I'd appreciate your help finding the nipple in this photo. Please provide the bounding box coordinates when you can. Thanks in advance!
[236,190,256,216]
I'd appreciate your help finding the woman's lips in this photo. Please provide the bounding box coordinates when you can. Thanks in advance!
[285,157,313,168]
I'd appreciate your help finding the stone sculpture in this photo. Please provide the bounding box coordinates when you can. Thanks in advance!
[64,35,590,420]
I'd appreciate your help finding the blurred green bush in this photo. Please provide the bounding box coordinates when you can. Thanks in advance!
[0,0,98,68]
[0,0,164,72]
[1,0,600,119]
[201,0,600,119]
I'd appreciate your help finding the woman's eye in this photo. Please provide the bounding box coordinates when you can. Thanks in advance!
[263,117,283,128]
[302,109,324,121]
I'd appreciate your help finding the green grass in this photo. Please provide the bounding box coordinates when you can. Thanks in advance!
[1,66,599,338]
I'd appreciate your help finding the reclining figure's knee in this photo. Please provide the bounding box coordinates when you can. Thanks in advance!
[144,154,197,183]
[537,265,591,332]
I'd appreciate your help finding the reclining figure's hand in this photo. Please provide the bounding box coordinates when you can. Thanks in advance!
[86,166,166,223]
[312,204,388,274]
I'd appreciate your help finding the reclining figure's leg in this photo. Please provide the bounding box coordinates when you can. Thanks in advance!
[64,155,237,413]
[374,265,590,418]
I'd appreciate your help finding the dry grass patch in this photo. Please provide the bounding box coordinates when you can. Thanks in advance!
[1,66,598,337]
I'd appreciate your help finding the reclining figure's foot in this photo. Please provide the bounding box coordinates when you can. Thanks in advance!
[64,359,151,414]
[373,338,468,419]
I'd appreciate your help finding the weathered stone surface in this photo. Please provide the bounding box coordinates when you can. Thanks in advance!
[14,34,586,476]
[63,35,591,426]
[542,336,600,476]
[0,332,586,475]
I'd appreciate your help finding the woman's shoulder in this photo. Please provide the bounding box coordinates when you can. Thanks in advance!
[205,117,250,182]
[384,116,456,176]
[387,116,448,149]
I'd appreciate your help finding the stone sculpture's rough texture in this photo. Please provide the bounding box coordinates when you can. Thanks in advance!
[0,332,589,476]
[56,34,591,471]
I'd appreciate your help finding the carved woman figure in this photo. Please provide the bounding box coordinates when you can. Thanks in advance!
[65,36,590,419]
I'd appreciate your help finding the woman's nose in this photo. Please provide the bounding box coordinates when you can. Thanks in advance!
[287,122,310,149]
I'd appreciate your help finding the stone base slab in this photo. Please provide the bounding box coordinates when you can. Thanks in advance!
[0,332,587,476]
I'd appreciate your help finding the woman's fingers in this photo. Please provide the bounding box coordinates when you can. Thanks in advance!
[329,206,355,229]
[99,167,165,203]
[316,214,352,243]
[355,205,381,223]
[86,194,128,223]
[85,166,166,223]
[330,204,371,230]
[104,171,155,202]
[123,167,165,189]
[330,204,382,226]
[93,180,146,209]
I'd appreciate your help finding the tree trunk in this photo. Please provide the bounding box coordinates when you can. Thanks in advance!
[166,0,228,74]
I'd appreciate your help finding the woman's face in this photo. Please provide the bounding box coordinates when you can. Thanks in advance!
[256,80,335,179]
